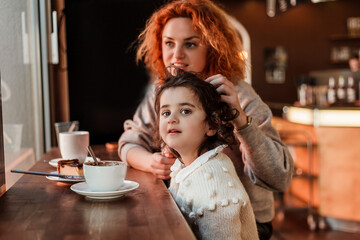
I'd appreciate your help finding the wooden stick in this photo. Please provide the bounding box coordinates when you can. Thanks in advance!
[68,122,77,133]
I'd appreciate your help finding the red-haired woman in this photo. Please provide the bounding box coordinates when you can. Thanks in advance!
[118,1,293,239]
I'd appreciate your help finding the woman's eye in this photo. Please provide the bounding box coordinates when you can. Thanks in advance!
[181,109,192,115]
[165,41,174,47]
[185,42,196,48]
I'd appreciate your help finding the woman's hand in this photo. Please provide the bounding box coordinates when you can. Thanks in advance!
[149,152,176,179]
[205,74,247,129]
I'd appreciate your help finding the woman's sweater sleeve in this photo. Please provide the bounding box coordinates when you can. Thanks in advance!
[235,80,294,192]
[118,85,158,162]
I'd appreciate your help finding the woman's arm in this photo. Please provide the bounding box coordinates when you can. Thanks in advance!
[205,74,248,128]
[235,80,294,191]
[206,75,293,191]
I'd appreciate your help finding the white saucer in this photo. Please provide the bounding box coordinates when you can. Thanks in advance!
[46,171,85,182]
[49,156,100,167]
[70,180,139,199]
[49,158,64,167]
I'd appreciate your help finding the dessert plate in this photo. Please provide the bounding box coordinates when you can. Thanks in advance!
[70,180,139,200]
[46,171,85,182]
[49,156,100,167]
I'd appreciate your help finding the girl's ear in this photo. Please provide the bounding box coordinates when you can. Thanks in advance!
[206,128,217,137]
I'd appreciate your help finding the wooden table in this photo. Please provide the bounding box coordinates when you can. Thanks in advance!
[0,145,195,239]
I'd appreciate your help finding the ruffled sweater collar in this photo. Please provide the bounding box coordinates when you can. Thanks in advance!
[170,145,226,183]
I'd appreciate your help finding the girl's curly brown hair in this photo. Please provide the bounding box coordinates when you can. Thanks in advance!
[154,69,239,158]
[136,0,245,83]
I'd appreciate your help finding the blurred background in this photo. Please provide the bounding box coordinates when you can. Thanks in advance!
[1,0,360,237]
[62,0,360,144]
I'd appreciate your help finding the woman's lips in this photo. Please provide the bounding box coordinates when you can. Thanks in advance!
[172,63,188,69]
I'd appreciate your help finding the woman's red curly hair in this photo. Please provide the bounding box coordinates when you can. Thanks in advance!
[136,0,246,83]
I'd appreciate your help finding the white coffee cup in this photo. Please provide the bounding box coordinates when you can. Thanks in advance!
[83,161,127,192]
[59,131,89,163]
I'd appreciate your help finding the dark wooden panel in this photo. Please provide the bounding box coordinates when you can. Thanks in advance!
[65,0,164,144]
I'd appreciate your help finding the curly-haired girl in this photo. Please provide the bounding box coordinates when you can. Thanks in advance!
[155,70,258,239]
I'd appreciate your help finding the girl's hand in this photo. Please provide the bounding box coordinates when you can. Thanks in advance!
[205,74,247,129]
[149,152,176,179]
[161,146,176,158]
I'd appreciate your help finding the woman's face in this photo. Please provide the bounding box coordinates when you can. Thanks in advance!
[162,18,208,74]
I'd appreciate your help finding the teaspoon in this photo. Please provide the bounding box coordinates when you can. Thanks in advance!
[87,146,99,166]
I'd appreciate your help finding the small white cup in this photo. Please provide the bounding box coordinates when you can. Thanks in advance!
[59,131,89,163]
[54,121,79,146]
[84,161,127,192]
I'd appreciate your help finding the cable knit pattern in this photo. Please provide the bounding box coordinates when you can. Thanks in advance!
[169,146,259,240]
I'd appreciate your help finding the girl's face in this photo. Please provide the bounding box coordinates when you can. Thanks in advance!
[159,87,214,159]
[162,17,208,74]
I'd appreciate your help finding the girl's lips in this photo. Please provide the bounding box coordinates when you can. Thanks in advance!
[168,129,181,134]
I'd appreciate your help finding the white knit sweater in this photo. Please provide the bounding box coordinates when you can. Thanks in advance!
[169,146,259,240]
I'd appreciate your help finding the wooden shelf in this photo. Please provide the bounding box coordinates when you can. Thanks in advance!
[330,60,348,64]
[330,34,360,41]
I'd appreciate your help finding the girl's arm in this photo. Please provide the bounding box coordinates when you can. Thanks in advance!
[185,157,259,240]
[126,147,174,179]
[197,204,258,240]
[118,84,175,179]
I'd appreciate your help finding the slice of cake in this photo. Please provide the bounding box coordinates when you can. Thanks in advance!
[57,159,84,176]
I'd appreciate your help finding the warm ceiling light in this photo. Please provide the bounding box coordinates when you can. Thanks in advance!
[283,106,360,127]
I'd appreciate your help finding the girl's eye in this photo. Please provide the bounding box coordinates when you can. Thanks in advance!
[161,111,171,117]
[185,42,196,48]
[181,109,192,115]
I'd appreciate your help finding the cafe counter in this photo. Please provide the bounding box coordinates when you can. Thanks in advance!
[273,106,360,232]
